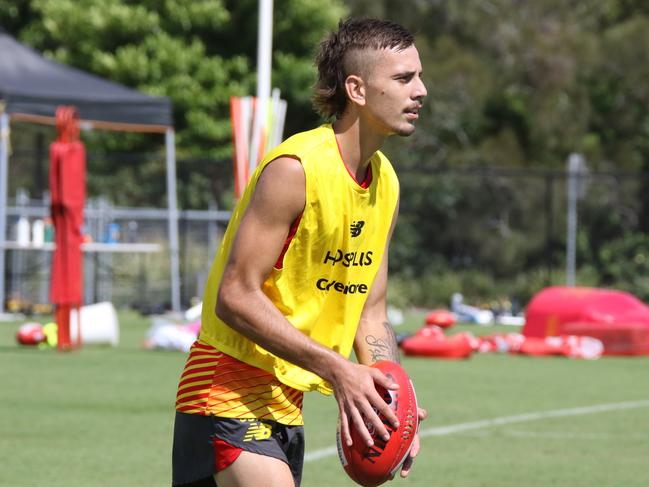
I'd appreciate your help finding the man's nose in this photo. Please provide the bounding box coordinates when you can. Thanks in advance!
[413,76,427,100]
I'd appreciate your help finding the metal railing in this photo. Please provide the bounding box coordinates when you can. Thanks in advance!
[2,192,231,313]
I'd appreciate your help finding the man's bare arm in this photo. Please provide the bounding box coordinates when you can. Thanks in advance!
[354,199,400,365]
[354,256,400,365]
[352,198,428,479]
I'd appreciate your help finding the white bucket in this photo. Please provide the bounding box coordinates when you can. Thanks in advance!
[70,302,120,346]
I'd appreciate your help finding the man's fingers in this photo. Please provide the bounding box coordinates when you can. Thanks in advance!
[339,408,353,447]
[409,433,421,458]
[400,456,413,477]
[369,389,399,432]
[350,407,374,446]
[359,396,394,442]
[400,435,420,478]
[417,406,428,421]
[369,369,400,429]
[371,367,399,391]
[402,406,424,478]
[336,365,408,448]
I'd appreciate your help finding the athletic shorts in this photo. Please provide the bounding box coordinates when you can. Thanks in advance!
[172,411,305,487]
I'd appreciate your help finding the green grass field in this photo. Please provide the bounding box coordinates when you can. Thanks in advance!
[1,310,648,486]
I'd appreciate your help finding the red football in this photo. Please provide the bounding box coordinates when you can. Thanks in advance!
[336,361,419,486]
[16,322,46,345]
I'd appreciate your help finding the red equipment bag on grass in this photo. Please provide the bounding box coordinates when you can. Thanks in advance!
[561,322,649,356]
[523,286,649,356]
[401,326,474,359]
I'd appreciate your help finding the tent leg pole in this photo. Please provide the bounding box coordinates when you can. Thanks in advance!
[0,112,10,314]
[166,128,181,312]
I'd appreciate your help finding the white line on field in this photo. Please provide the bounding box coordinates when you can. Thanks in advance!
[495,429,638,440]
[440,429,608,441]
[447,428,647,440]
[303,399,649,463]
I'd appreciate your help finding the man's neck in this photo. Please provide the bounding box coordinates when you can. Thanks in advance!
[332,117,386,183]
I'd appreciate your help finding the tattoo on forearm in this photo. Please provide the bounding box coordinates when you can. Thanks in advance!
[365,322,400,363]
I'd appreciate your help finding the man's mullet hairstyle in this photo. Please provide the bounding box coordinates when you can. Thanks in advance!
[313,18,414,120]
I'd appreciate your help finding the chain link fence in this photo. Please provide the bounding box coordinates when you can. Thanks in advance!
[4,158,649,313]
[4,191,230,313]
[391,162,649,307]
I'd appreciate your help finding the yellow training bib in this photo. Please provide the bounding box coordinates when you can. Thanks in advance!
[199,124,399,394]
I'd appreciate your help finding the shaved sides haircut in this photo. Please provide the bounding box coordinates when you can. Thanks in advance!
[313,18,415,119]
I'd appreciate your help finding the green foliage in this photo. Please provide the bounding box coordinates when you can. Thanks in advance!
[16,0,345,160]
[7,1,649,306]
[389,267,528,310]
[598,233,649,301]
[3,0,346,206]
[354,0,649,176]
[345,0,649,306]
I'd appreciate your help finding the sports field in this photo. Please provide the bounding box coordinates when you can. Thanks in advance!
[1,310,648,486]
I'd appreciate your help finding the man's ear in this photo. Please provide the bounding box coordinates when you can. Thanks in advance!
[344,74,366,107]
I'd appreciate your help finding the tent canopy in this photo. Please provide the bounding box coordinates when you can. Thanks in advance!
[0,29,180,312]
[0,29,172,131]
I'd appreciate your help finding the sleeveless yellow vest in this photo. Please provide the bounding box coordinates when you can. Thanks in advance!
[199,124,400,394]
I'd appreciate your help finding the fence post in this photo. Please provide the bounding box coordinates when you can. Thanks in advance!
[566,153,587,287]
[0,110,9,313]
[545,172,554,284]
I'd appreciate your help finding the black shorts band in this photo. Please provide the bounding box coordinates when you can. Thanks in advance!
[172,412,305,486]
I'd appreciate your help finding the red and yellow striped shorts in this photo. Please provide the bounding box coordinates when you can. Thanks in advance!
[175,340,304,426]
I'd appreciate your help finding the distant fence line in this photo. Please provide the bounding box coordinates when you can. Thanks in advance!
[4,160,649,313]
[390,161,649,305]
[4,192,231,313]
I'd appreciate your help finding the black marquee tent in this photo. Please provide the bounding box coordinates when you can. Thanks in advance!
[0,29,181,312]
[0,30,172,128]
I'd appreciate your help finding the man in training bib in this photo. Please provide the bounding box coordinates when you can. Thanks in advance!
[173,17,428,487]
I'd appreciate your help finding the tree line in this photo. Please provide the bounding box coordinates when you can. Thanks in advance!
[4,0,649,306]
